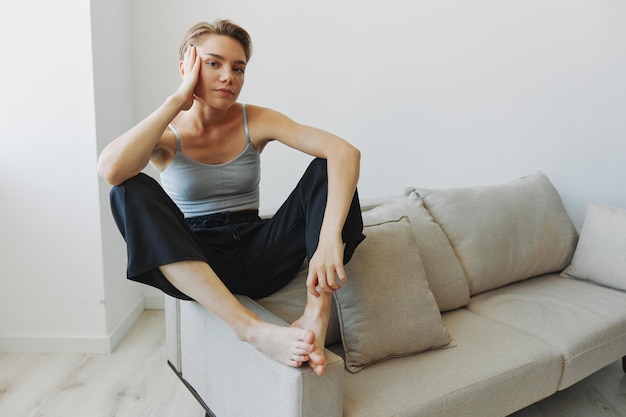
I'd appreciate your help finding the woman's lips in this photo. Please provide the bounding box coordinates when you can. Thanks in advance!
[215,88,234,96]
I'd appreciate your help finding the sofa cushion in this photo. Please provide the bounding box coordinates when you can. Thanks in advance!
[335,215,452,373]
[364,194,470,311]
[467,274,626,389]
[561,201,626,291]
[256,194,468,346]
[417,172,578,295]
[337,309,562,417]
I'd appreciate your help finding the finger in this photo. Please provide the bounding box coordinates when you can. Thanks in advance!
[308,286,320,297]
[336,264,348,284]
[324,268,338,290]
[322,285,338,294]
[317,270,330,292]
[184,45,197,73]
[192,55,201,74]
[327,266,346,290]
[306,272,320,297]
[187,44,195,60]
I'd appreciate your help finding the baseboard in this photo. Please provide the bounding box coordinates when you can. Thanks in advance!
[0,297,146,354]
[107,296,147,352]
[145,293,165,310]
[0,335,114,354]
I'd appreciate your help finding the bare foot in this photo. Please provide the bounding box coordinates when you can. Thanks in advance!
[292,312,329,376]
[245,321,315,368]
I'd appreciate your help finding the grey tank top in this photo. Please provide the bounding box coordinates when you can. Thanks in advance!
[160,104,261,217]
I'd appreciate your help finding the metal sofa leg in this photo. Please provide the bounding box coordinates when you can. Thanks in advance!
[623,356,626,373]
[167,361,217,416]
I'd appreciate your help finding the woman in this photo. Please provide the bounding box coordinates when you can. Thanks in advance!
[97,20,364,377]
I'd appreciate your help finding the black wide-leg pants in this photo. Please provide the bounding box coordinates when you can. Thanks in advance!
[110,158,365,300]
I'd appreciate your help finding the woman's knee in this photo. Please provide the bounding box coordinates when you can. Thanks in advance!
[109,172,184,237]
[306,157,327,175]
[301,158,329,189]
[110,173,165,204]
[111,172,155,196]
[109,173,173,221]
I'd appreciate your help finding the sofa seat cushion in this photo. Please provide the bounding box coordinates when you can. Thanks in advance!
[467,274,626,389]
[416,172,578,295]
[335,309,562,417]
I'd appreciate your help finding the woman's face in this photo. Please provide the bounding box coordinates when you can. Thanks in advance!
[192,35,247,108]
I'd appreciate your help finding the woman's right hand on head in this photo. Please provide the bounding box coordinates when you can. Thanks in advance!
[175,45,201,111]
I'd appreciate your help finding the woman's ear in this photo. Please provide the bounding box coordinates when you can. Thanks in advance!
[179,60,185,79]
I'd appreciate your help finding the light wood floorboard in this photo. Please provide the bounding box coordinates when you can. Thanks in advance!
[1,310,624,417]
[0,310,204,417]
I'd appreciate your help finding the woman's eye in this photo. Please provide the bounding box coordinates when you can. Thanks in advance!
[235,68,245,74]
[206,61,218,67]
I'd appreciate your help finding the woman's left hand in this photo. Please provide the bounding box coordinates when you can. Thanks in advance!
[306,234,347,297]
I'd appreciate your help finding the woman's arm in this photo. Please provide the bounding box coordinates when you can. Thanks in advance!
[97,46,201,185]
[308,134,360,297]
[97,97,183,185]
[250,107,361,296]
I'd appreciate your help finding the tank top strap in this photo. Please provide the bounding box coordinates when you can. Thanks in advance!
[241,103,251,144]
[168,123,182,152]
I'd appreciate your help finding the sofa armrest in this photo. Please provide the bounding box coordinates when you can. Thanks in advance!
[166,295,344,417]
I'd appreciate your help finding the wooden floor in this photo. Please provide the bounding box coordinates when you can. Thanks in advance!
[0,310,205,417]
[1,310,624,417]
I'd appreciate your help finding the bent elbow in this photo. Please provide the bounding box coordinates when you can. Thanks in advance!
[97,159,125,186]
[343,142,361,168]
[351,145,361,164]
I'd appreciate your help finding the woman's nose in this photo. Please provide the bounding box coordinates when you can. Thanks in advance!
[220,68,234,83]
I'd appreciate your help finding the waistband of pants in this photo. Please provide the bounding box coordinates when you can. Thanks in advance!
[186,209,261,226]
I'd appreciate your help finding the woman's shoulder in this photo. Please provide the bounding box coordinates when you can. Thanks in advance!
[242,103,273,117]
[244,103,295,128]
[244,104,302,150]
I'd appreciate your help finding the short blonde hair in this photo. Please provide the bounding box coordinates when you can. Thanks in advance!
[179,20,253,62]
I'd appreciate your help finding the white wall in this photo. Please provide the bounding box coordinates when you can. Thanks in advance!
[0,0,144,353]
[1,0,625,352]
[91,0,146,342]
[131,0,626,230]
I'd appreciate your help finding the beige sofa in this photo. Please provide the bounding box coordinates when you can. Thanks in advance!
[165,172,626,417]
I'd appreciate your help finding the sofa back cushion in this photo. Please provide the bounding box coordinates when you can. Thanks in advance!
[363,195,470,311]
[417,172,578,295]
[562,201,626,291]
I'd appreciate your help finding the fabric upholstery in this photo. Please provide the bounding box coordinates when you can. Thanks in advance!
[417,172,578,295]
[334,215,452,373]
[364,193,470,311]
[179,297,344,417]
[468,274,626,389]
[561,201,626,291]
[168,180,626,417]
[338,309,561,417]
[257,260,343,346]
